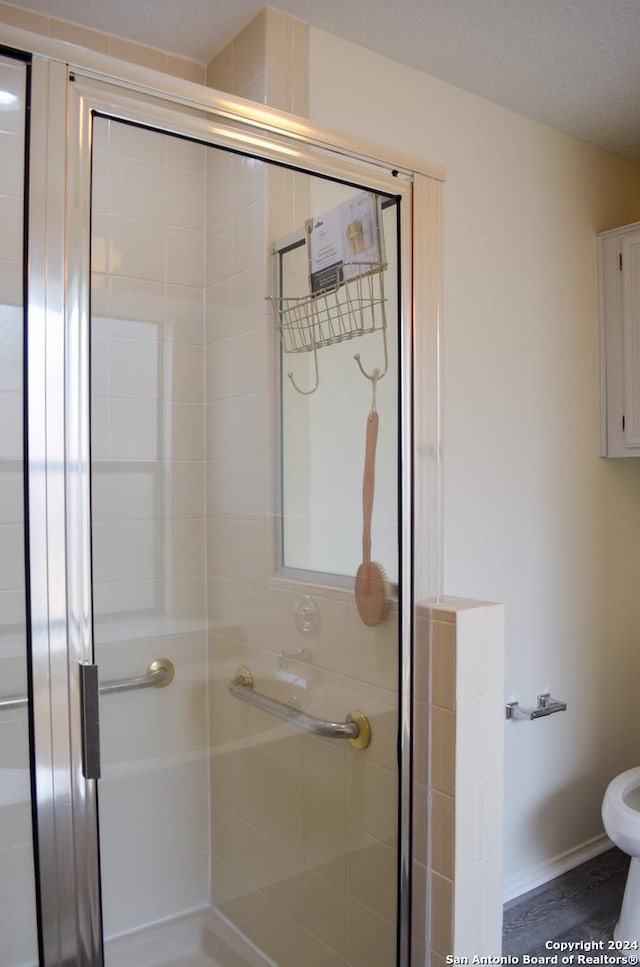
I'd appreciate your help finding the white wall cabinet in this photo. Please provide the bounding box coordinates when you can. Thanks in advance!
[598,221,640,456]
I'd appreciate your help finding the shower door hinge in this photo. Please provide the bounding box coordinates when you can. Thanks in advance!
[79,662,101,780]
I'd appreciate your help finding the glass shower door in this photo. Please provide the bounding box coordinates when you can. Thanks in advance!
[90,111,403,967]
[0,52,40,967]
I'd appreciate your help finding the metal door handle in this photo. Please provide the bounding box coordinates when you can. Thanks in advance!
[79,663,101,779]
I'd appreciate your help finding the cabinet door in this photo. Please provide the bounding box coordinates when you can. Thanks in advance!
[621,230,640,448]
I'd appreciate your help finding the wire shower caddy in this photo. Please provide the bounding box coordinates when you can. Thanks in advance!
[270,261,388,395]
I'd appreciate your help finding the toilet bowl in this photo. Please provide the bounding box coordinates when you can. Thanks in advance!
[602,767,640,942]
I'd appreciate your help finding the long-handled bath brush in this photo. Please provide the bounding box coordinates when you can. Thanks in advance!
[355,409,390,627]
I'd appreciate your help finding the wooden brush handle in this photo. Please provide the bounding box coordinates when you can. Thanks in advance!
[362,411,379,564]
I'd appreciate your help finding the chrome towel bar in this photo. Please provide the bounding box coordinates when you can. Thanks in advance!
[505,692,567,721]
[0,657,175,712]
[229,666,371,750]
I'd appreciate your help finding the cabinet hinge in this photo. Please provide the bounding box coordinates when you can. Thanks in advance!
[623,415,626,431]
[620,252,623,270]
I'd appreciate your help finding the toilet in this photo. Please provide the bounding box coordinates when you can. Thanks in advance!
[602,767,640,941]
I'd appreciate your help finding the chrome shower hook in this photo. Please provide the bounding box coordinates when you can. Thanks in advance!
[287,339,320,395]
[354,316,389,384]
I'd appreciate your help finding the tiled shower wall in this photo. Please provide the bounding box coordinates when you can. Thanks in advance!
[0,9,412,963]
[0,54,39,967]
[205,13,400,967]
[90,118,211,937]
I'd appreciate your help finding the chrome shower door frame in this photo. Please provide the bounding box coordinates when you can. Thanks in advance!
[14,28,444,964]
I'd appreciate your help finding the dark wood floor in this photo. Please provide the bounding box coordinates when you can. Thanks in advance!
[503,848,629,955]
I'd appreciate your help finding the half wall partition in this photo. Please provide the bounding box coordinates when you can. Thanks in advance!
[0,32,443,967]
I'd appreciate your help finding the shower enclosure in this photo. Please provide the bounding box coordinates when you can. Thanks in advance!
[0,31,442,967]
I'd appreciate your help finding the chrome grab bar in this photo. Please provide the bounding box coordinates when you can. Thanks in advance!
[0,658,175,712]
[505,692,567,721]
[229,666,371,750]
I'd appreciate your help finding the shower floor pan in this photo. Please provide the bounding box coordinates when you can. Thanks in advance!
[105,906,274,967]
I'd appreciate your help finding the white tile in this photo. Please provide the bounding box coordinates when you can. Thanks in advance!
[206,459,235,517]
[455,697,481,786]
[170,343,204,403]
[108,154,165,223]
[474,779,486,864]
[0,391,21,460]
[480,604,505,697]
[0,259,21,306]
[110,121,164,164]
[108,519,158,582]
[92,116,109,153]
[109,337,159,400]
[101,865,175,938]
[166,685,208,752]
[347,758,397,846]
[206,151,236,225]
[165,285,204,345]
[479,691,504,781]
[205,220,233,286]
[232,457,269,516]
[166,227,204,288]
[455,610,482,702]
[0,589,25,629]
[165,576,206,621]
[0,305,22,394]
[171,849,210,911]
[0,843,36,911]
[169,461,206,519]
[0,904,38,965]
[166,136,206,174]
[166,169,205,231]
[91,149,108,212]
[91,397,110,460]
[165,402,205,460]
[431,705,455,796]
[110,277,165,327]
[0,132,24,199]
[0,524,24,590]
[206,400,234,459]
[232,203,263,275]
[167,518,206,577]
[232,328,266,396]
[483,773,504,859]
[91,464,156,521]
[232,266,264,334]
[108,215,165,282]
[0,469,23,525]
[482,853,504,950]
[232,394,266,458]
[205,339,234,402]
[100,578,158,617]
[110,398,158,460]
[206,518,235,578]
[205,279,235,344]
[0,79,25,138]
[100,807,173,881]
[91,336,111,398]
[0,196,22,263]
[453,863,484,953]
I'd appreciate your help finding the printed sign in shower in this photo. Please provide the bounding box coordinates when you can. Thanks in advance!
[305,191,385,294]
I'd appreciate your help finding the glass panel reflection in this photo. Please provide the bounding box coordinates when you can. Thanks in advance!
[0,53,39,967]
[93,116,400,967]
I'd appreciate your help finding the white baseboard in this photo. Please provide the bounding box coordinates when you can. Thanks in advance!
[503,833,614,903]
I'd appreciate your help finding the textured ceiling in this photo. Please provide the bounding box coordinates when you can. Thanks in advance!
[8,0,640,164]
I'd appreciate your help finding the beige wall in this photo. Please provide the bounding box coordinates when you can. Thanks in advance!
[308,28,640,891]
